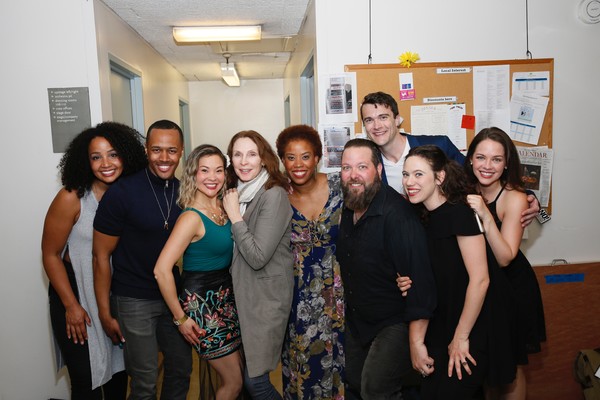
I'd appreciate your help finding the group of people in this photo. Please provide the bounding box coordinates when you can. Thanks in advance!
[42,91,545,400]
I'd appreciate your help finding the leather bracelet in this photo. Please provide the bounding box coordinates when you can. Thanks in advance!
[173,314,189,326]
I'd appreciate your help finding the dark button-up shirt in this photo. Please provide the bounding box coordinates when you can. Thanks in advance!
[337,183,436,345]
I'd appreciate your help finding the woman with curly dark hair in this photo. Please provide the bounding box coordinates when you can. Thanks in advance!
[275,125,345,399]
[401,145,517,399]
[42,122,147,399]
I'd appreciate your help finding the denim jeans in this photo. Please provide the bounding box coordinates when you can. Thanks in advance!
[112,295,192,400]
[243,367,282,400]
[345,322,411,400]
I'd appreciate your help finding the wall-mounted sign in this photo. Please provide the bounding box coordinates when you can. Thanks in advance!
[48,87,91,153]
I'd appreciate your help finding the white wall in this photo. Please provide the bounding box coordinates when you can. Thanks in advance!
[314,0,600,265]
[94,1,189,128]
[188,79,285,153]
[0,0,98,398]
[284,0,317,125]
[0,0,188,398]
[1,0,597,398]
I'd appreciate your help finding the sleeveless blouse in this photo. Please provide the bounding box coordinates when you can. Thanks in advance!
[182,207,233,272]
[61,190,125,388]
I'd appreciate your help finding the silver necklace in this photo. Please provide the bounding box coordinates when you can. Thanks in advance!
[145,169,175,230]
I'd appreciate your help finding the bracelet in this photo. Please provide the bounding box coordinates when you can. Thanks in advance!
[173,314,189,326]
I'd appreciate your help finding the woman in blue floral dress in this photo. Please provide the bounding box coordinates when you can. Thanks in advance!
[276,125,345,400]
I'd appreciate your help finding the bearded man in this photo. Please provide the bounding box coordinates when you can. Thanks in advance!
[337,138,436,400]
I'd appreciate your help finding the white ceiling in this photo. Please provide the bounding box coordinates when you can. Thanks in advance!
[100,0,311,81]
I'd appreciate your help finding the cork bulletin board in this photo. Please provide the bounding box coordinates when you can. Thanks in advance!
[346,58,553,147]
[346,58,554,211]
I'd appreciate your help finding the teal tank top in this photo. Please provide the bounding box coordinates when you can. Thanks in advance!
[182,208,233,272]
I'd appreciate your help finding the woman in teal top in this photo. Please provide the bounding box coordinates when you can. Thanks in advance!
[154,144,242,400]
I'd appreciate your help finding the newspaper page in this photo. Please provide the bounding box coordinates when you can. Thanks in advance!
[516,146,554,207]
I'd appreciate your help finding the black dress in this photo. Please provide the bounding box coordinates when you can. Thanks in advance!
[420,201,517,400]
[488,187,546,363]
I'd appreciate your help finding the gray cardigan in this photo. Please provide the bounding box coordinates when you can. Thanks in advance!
[230,185,294,378]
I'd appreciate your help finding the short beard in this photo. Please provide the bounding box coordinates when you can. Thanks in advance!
[342,174,382,212]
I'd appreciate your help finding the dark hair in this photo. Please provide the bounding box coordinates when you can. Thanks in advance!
[58,121,147,198]
[406,145,475,205]
[275,124,323,159]
[342,138,382,168]
[465,127,524,192]
[146,119,184,145]
[178,144,227,208]
[226,130,289,191]
[360,91,399,121]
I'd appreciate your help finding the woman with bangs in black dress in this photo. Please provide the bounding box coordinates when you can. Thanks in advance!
[401,145,517,400]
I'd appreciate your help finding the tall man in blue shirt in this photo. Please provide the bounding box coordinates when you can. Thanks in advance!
[93,120,191,400]
[360,91,539,225]
[337,139,437,399]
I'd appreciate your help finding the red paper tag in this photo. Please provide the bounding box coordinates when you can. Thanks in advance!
[461,115,475,130]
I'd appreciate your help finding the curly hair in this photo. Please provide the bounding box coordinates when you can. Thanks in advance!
[178,144,227,208]
[275,124,323,159]
[406,145,475,205]
[226,130,289,191]
[58,122,147,198]
[465,127,524,192]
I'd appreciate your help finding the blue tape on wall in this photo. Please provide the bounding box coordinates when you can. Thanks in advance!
[544,273,585,284]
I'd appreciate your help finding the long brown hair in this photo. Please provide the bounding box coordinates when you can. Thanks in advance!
[465,127,524,192]
[226,130,289,191]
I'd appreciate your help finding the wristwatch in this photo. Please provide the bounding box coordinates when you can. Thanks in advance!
[173,314,189,326]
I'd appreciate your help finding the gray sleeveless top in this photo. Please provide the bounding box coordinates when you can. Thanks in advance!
[60,190,125,388]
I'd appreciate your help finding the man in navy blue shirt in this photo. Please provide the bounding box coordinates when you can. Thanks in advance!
[93,120,191,400]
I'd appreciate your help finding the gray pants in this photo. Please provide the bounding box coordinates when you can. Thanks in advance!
[112,296,192,400]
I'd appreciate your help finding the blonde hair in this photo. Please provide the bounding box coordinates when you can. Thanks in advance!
[177,144,226,208]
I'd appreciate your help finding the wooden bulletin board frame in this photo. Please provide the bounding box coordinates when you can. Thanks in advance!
[345,58,554,210]
[345,58,553,148]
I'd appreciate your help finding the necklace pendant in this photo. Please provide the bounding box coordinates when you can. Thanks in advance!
[164,221,169,230]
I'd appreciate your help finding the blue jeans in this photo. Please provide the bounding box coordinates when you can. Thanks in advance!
[345,322,411,400]
[243,367,282,400]
[112,296,192,400]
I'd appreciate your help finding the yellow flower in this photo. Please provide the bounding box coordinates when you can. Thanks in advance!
[398,51,420,68]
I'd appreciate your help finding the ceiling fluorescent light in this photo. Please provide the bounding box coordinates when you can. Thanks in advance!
[173,26,261,43]
[221,63,240,87]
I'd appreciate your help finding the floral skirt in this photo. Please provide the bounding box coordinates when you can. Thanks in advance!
[180,268,242,360]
